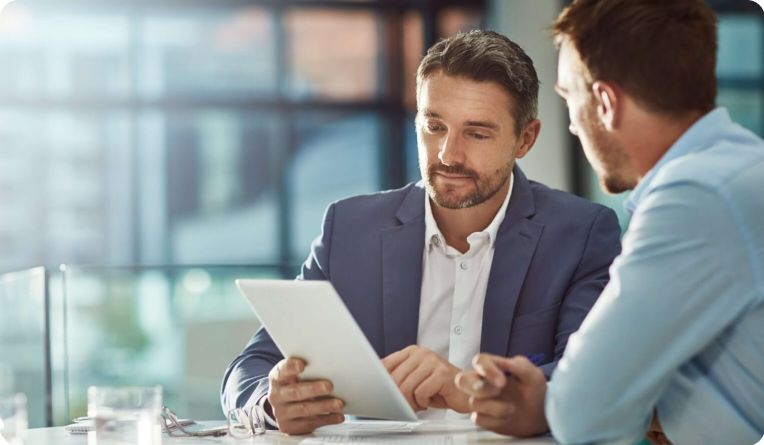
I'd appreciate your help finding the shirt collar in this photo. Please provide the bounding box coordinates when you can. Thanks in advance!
[424,172,513,251]
[625,107,732,214]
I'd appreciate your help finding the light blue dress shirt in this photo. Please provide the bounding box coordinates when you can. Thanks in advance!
[546,108,764,445]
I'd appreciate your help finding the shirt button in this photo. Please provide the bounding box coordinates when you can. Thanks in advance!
[459,262,468,270]
[453,325,463,335]
[432,236,440,247]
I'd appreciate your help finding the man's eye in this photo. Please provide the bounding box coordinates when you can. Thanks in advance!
[426,123,444,132]
[470,132,490,140]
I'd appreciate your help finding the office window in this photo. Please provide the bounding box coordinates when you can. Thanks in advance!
[140,9,278,98]
[405,112,421,183]
[719,88,764,134]
[285,9,379,100]
[718,14,763,78]
[289,113,381,260]
[717,13,764,135]
[402,11,424,110]
[0,108,132,271]
[159,110,281,264]
[437,7,483,38]
[0,9,131,99]
[0,0,486,275]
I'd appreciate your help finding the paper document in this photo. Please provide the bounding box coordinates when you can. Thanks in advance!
[305,419,481,443]
[315,420,422,435]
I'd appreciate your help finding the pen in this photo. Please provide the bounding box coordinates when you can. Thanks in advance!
[471,352,545,391]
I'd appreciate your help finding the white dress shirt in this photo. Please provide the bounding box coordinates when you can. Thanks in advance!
[417,174,513,419]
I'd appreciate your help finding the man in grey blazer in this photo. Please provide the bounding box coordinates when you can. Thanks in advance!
[221,30,621,435]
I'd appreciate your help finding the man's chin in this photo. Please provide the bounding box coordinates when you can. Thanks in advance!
[430,191,476,210]
[600,174,635,194]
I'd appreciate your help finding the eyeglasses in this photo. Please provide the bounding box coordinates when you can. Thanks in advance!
[160,406,226,437]
[159,405,266,439]
[226,404,267,438]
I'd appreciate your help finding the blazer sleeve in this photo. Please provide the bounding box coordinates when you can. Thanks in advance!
[220,203,336,414]
[539,206,621,379]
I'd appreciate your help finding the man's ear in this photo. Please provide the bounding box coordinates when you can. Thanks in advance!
[515,119,541,159]
[592,81,619,131]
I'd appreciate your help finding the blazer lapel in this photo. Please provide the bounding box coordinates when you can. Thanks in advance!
[481,166,544,356]
[381,184,426,356]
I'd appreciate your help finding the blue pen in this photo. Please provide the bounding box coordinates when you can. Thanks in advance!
[526,353,545,366]
[471,352,545,391]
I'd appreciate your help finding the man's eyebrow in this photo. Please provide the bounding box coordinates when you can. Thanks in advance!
[420,109,499,131]
[464,120,500,131]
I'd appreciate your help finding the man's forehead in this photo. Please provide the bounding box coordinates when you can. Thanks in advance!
[420,72,508,98]
[556,39,586,91]
[417,73,515,120]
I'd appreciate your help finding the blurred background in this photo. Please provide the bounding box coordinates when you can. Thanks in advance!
[0,0,761,431]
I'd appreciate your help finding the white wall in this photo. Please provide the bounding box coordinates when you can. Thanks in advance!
[490,0,571,192]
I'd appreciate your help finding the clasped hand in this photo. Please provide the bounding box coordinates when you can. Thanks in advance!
[383,345,470,413]
[454,353,549,437]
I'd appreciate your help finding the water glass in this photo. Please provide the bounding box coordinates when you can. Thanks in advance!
[0,393,27,445]
[87,386,162,445]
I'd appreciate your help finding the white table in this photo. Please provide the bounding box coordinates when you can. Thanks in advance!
[26,419,557,444]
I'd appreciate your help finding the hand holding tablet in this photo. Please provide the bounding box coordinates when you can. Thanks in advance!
[236,279,418,434]
[264,356,345,435]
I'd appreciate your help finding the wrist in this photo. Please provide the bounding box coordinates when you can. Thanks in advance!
[258,395,279,428]
[445,384,472,413]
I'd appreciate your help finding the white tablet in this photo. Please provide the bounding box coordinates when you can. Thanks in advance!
[235,279,418,422]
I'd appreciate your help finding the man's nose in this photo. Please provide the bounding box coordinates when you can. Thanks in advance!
[438,133,466,166]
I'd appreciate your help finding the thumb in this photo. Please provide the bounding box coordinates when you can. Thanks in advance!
[494,355,539,384]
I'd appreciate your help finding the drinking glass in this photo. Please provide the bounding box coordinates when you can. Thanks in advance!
[0,393,27,445]
[87,386,162,445]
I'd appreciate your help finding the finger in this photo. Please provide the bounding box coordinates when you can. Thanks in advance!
[471,411,510,431]
[470,396,515,418]
[455,371,502,398]
[270,357,307,384]
[271,379,334,404]
[395,363,431,411]
[281,414,345,435]
[389,354,424,386]
[382,347,412,373]
[472,354,509,388]
[281,397,345,420]
[492,356,542,385]
[429,395,448,409]
[412,369,448,409]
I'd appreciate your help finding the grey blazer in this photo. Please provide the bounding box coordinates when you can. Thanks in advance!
[221,165,622,413]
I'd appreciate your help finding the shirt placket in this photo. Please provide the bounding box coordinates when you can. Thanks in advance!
[447,238,484,367]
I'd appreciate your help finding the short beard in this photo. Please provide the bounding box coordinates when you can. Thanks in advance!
[601,173,636,194]
[580,102,637,195]
[425,162,510,209]
[590,135,637,194]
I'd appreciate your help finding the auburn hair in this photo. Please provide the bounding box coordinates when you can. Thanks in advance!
[552,0,718,115]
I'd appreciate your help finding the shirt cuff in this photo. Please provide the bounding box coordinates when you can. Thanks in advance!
[257,394,279,429]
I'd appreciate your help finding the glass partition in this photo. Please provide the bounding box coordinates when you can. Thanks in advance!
[0,267,49,428]
[49,264,291,425]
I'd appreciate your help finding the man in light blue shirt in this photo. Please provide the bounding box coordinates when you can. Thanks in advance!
[454,1,764,444]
